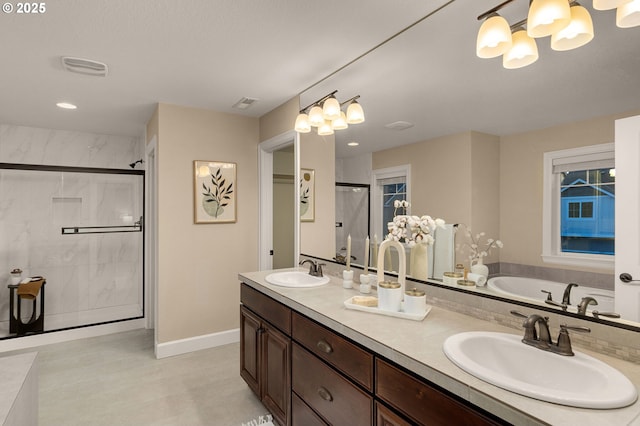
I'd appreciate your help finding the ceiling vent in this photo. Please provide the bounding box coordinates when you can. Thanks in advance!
[232,97,259,110]
[61,56,108,77]
[385,121,414,131]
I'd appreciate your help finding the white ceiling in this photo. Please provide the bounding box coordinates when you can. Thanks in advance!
[0,0,446,137]
[1,0,639,157]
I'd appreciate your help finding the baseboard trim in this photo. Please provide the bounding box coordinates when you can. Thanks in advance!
[155,328,240,359]
[0,319,146,353]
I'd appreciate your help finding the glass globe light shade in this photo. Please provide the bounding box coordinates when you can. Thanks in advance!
[503,29,539,69]
[476,14,513,58]
[322,96,341,120]
[294,113,311,133]
[551,4,594,51]
[308,106,325,127]
[593,0,627,10]
[331,112,348,130]
[318,120,334,136]
[346,100,365,124]
[617,0,640,28]
[527,0,571,38]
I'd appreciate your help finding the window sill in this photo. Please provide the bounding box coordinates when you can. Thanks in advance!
[541,253,614,271]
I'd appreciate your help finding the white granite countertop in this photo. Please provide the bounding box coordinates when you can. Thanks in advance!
[239,268,640,426]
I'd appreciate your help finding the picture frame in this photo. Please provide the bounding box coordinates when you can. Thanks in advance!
[194,160,237,224]
[300,168,315,222]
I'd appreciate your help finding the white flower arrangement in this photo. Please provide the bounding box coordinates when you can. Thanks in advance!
[386,200,445,247]
[460,226,503,263]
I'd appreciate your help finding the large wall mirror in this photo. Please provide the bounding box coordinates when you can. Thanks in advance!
[298,0,640,327]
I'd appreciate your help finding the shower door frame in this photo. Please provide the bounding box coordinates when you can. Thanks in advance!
[0,162,146,338]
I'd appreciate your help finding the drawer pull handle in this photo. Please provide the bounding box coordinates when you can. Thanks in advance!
[317,387,333,402]
[316,340,333,354]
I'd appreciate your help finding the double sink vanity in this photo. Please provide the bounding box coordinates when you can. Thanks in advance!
[239,266,640,426]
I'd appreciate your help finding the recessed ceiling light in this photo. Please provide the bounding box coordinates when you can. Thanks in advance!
[56,102,77,110]
[347,141,359,146]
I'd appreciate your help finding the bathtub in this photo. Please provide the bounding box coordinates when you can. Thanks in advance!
[487,276,614,313]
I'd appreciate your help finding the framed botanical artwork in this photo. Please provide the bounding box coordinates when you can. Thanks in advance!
[300,168,315,222]
[194,160,237,223]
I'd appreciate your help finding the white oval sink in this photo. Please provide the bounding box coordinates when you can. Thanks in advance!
[443,331,638,409]
[265,271,330,288]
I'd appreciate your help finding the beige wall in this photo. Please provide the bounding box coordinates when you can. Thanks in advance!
[259,97,300,142]
[155,103,259,343]
[300,132,336,259]
[372,131,500,265]
[499,110,638,271]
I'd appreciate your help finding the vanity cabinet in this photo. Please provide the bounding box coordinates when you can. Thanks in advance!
[240,285,291,426]
[240,282,505,426]
[376,359,500,426]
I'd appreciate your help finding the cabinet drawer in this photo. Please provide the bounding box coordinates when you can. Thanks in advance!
[292,343,372,426]
[376,359,499,426]
[241,283,291,334]
[292,312,373,391]
[376,401,412,426]
[292,392,327,426]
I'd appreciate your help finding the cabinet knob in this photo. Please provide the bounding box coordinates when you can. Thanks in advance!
[317,387,333,402]
[316,339,333,354]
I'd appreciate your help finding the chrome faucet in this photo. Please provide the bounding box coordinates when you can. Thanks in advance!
[299,259,324,277]
[511,310,590,356]
[577,296,598,315]
[562,283,579,305]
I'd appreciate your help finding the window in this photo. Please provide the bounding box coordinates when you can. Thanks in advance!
[372,165,411,242]
[542,143,615,268]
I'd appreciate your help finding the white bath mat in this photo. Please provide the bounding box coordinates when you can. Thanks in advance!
[241,413,274,426]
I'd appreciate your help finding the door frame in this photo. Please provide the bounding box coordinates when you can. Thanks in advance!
[258,130,300,270]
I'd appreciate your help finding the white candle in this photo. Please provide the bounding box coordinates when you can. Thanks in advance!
[346,234,351,271]
[364,236,370,274]
[373,234,378,266]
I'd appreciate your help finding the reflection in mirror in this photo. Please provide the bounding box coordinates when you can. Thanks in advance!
[299,0,640,326]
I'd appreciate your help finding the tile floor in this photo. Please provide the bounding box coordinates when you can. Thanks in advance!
[6,329,268,425]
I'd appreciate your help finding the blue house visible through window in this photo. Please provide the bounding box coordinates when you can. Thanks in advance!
[382,182,406,237]
[560,168,614,255]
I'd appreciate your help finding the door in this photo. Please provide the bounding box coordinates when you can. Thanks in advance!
[240,306,261,396]
[615,115,640,322]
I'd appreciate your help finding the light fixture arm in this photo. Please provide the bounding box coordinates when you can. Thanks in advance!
[299,90,338,113]
[477,0,516,21]
[340,95,361,107]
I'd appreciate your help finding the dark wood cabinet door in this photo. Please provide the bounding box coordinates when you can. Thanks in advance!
[376,401,411,426]
[376,359,500,426]
[292,343,372,426]
[292,392,328,426]
[240,306,260,396]
[261,323,291,426]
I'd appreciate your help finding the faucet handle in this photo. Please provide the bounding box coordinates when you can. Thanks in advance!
[541,290,553,302]
[592,311,621,320]
[316,263,325,277]
[510,310,528,319]
[552,324,590,356]
[545,299,568,311]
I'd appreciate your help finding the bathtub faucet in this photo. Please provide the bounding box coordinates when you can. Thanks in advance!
[562,283,579,305]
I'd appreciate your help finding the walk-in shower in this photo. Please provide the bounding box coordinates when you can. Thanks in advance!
[0,163,144,338]
[335,183,370,265]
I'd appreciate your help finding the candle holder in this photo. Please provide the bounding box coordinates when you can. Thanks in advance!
[342,270,354,289]
[359,274,371,294]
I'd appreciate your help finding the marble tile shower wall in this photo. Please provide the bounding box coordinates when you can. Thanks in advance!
[0,124,144,334]
[0,124,142,168]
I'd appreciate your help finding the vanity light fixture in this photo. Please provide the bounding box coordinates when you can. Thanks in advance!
[617,0,640,28]
[294,90,365,134]
[477,0,637,69]
[503,25,539,69]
